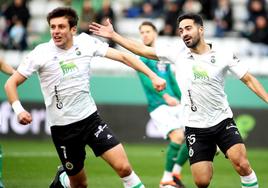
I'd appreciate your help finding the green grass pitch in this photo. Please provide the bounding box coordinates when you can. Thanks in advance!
[1,139,267,188]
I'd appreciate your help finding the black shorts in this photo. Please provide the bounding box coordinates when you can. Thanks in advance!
[185,118,244,165]
[50,111,120,176]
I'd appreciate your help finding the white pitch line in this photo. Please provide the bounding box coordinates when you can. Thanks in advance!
[3,152,57,157]
[3,150,164,157]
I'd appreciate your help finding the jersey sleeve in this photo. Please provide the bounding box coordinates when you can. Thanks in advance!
[92,38,109,57]
[17,47,41,78]
[228,53,248,79]
[155,42,176,63]
[80,33,109,57]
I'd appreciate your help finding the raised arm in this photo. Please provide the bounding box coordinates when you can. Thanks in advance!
[89,19,159,60]
[0,59,15,75]
[105,47,165,91]
[5,72,32,125]
[240,72,268,103]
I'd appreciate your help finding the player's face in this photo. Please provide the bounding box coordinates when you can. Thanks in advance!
[139,25,157,46]
[178,19,203,49]
[49,17,77,50]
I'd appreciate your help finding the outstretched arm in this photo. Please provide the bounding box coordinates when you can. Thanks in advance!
[5,72,32,125]
[105,47,165,91]
[241,72,268,103]
[89,19,159,60]
[0,59,15,75]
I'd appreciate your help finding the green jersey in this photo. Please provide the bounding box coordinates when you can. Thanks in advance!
[138,56,181,112]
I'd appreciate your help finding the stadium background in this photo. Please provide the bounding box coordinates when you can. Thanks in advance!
[0,0,268,187]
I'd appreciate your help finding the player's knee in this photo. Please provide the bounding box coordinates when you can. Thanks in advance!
[169,129,184,144]
[233,159,251,175]
[194,177,210,188]
[193,173,212,188]
[116,163,132,177]
[70,180,88,188]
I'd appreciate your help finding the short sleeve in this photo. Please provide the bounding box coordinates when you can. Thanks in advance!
[79,33,109,57]
[17,48,41,78]
[92,38,109,57]
[155,42,175,63]
[228,53,248,79]
[155,40,184,64]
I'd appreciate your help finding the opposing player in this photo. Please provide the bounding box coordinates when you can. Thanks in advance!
[89,13,268,188]
[4,7,166,188]
[138,21,188,188]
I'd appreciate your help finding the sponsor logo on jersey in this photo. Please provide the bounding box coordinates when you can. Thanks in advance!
[156,62,167,73]
[193,65,209,80]
[59,61,78,75]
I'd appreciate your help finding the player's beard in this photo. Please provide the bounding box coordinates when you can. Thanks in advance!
[184,35,201,49]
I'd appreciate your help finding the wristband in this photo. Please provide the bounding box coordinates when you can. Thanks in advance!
[11,100,25,115]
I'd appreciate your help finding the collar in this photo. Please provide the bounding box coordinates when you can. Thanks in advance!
[186,43,216,59]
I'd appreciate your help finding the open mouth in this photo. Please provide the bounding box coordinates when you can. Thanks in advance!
[53,36,62,42]
[183,36,191,43]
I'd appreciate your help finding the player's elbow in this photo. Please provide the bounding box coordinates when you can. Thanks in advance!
[4,76,16,94]
[4,78,11,93]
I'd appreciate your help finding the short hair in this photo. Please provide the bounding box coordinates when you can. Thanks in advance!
[139,21,158,32]
[177,13,203,27]
[47,7,79,28]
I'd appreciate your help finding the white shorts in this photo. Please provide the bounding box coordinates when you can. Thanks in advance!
[149,104,184,139]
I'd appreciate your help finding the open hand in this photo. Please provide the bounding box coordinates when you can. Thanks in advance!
[89,18,114,39]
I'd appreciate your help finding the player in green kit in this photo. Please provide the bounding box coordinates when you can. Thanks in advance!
[137,21,188,188]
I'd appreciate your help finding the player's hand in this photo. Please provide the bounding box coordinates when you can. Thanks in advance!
[163,94,180,106]
[152,76,166,92]
[17,111,32,125]
[89,18,114,39]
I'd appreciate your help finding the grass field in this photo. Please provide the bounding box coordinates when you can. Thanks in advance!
[1,139,267,188]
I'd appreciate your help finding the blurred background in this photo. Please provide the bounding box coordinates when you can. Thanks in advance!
[1,0,268,187]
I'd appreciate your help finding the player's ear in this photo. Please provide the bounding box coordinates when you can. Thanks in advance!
[71,26,77,35]
[199,26,204,35]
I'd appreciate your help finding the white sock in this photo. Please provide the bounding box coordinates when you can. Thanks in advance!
[172,164,182,174]
[240,170,258,188]
[59,172,70,188]
[161,171,173,182]
[121,171,145,188]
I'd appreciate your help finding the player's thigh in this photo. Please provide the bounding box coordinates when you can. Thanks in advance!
[51,124,87,176]
[101,144,131,170]
[215,118,244,155]
[185,127,217,165]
